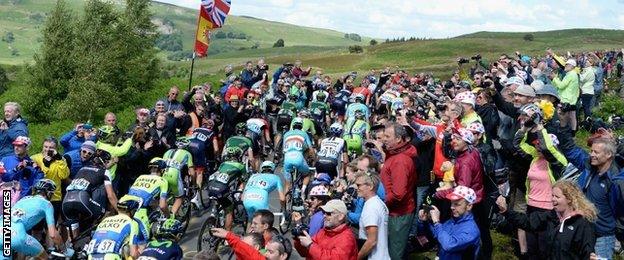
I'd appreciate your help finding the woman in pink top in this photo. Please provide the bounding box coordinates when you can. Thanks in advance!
[513,105,568,260]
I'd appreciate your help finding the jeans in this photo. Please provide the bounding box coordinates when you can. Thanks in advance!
[408,186,430,236]
[473,200,493,260]
[580,94,594,118]
[595,235,616,260]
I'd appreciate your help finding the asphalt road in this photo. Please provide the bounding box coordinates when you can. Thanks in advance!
[179,168,304,259]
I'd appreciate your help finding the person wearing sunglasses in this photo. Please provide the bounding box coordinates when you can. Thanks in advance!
[63,140,96,180]
[355,173,390,259]
[264,234,293,260]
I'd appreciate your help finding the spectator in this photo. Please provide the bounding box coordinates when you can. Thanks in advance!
[222,95,248,142]
[380,122,418,260]
[551,59,580,131]
[31,136,69,222]
[419,186,481,260]
[496,180,597,260]
[264,234,293,260]
[293,184,331,236]
[225,78,248,103]
[211,228,265,260]
[579,58,596,119]
[59,122,96,152]
[147,113,177,156]
[578,137,624,259]
[1,136,43,198]
[355,172,390,259]
[63,140,96,179]
[294,199,358,260]
[474,88,500,142]
[249,209,276,246]
[241,61,262,88]
[104,112,118,127]
[0,102,29,158]
[292,60,312,79]
[162,86,184,112]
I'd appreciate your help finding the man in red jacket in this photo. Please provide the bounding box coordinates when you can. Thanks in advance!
[294,199,358,260]
[380,122,418,260]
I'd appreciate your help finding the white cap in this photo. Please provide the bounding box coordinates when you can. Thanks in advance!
[566,59,577,67]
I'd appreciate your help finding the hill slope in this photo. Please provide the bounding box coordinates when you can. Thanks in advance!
[0,0,372,64]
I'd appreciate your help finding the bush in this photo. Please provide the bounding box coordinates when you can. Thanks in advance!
[155,34,183,51]
[2,32,14,43]
[369,39,377,46]
[593,93,624,120]
[348,45,363,53]
[273,38,284,47]
[166,50,193,61]
[523,34,534,41]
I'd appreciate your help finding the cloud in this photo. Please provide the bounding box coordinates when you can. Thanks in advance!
[155,0,623,38]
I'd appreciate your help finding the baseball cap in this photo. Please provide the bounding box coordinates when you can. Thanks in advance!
[513,85,536,98]
[454,91,476,107]
[566,59,577,67]
[505,76,524,86]
[320,199,348,215]
[12,136,31,146]
[138,108,149,115]
[81,141,97,153]
[535,84,560,101]
[445,185,477,204]
[452,128,474,145]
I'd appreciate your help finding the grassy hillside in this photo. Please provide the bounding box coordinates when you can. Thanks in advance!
[0,0,372,64]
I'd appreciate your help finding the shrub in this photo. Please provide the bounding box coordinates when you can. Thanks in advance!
[273,38,284,47]
[523,34,534,41]
[370,39,377,46]
[348,45,363,53]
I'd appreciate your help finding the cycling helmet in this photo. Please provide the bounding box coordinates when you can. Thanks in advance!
[309,185,330,197]
[235,122,248,135]
[329,123,343,137]
[354,93,365,103]
[155,218,184,240]
[93,149,112,168]
[354,109,365,119]
[298,108,311,118]
[316,91,327,101]
[291,117,304,130]
[175,136,191,149]
[33,178,56,197]
[148,157,167,170]
[260,161,276,173]
[223,146,243,161]
[288,94,298,101]
[97,125,119,143]
[117,197,141,212]
[312,173,331,186]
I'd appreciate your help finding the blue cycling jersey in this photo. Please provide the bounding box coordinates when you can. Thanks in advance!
[11,195,55,229]
[138,239,183,260]
[282,129,312,153]
[244,173,283,194]
[345,103,370,121]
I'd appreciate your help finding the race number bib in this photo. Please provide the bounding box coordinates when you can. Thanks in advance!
[209,172,230,184]
[67,178,90,191]
[87,239,117,254]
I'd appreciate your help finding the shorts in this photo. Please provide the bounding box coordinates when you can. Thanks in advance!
[344,135,363,155]
[249,132,262,154]
[282,151,310,182]
[62,190,105,221]
[242,190,269,218]
[9,221,44,257]
[163,168,184,197]
[315,160,339,179]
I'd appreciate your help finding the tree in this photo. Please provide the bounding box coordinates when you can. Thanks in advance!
[0,66,8,94]
[348,45,363,53]
[2,32,14,43]
[369,39,377,46]
[25,0,76,122]
[523,33,534,41]
[273,38,284,47]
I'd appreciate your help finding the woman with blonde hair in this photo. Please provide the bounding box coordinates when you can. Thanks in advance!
[496,180,597,260]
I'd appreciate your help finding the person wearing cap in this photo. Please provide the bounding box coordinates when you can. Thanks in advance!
[60,122,96,152]
[127,107,151,135]
[550,58,580,131]
[419,185,481,260]
[355,172,390,259]
[32,136,70,222]
[437,127,491,259]
[1,136,44,198]
[455,91,482,127]
[467,122,496,187]
[63,140,97,179]
[294,199,358,260]
[512,106,569,259]
[0,102,29,159]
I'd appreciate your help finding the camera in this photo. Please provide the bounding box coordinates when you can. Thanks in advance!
[343,186,358,211]
[420,195,434,213]
[364,141,376,149]
[457,58,470,64]
[291,223,309,237]
[24,160,34,167]
[405,109,417,117]
[471,54,482,60]
[436,103,447,113]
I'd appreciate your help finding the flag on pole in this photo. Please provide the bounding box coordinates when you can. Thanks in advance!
[194,0,231,57]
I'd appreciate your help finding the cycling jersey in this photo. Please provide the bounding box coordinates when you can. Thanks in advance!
[309,101,329,123]
[127,174,168,207]
[9,195,55,257]
[282,129,312,153]
[66,166,111,193]
[138,240,183,260]
[344,119,370,137]
[225,135,252,154]
[207,160,246,202]
[243,173,283,217]
[280,101,298,113]
[63,168,109,221]
[163,149,194,172]
[188,127,215,169]
[345,103,370,121]
[317,137,346,163]
[87,214,146,259]
[311,90,329,102]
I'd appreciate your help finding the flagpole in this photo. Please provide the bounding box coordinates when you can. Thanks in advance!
[188,51,196,91]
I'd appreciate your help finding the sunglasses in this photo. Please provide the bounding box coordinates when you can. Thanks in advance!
[274,235,288,254]
[81,150,93,155]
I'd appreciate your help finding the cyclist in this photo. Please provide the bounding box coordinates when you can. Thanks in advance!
[343,110,370,160]
[274,107,296,159]
[207,146,247,232]
[315,123,348,179]
[121,158,170,239]
[62,150,118,240]
[309,92,330,139]
[162,137,195,216]
[138,219,184,260]
[345,93,370,125]
[330,85,351,123]
[188,126,219,208]
[224,122,255,171]
[246,108,271,164]
[8,179,64,259]
[86,200,146,260]
[280,94,299,114]
[242,161,286,219]
[290,109,316,139]
[282,117,315,199]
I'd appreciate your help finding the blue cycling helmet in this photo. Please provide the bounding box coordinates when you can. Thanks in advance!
[329,123,343,137]
[260,161,276,173]
[312,173,332,186]
[155,218,184,240]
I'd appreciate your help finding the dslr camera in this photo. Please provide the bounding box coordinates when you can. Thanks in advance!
[291,223,309,237]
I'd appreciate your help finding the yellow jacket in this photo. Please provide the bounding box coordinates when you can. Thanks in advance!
[31,153,70,202]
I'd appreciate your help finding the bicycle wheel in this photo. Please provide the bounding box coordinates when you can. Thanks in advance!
[232,202,248,236]
[174,195,192,235]
[197,216,222,252]
[279,191,293,235]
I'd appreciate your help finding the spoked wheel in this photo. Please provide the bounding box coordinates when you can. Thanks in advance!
[197,216,223,252]
[173,195,192,235]
[279,191,293,235]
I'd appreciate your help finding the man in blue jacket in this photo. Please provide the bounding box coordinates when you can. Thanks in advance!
[1,136,44,198]
[0,102,29,158]
[418,185,480,260]
[59,122,96,152]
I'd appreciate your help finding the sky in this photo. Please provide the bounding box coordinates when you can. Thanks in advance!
[157,0,624,39]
